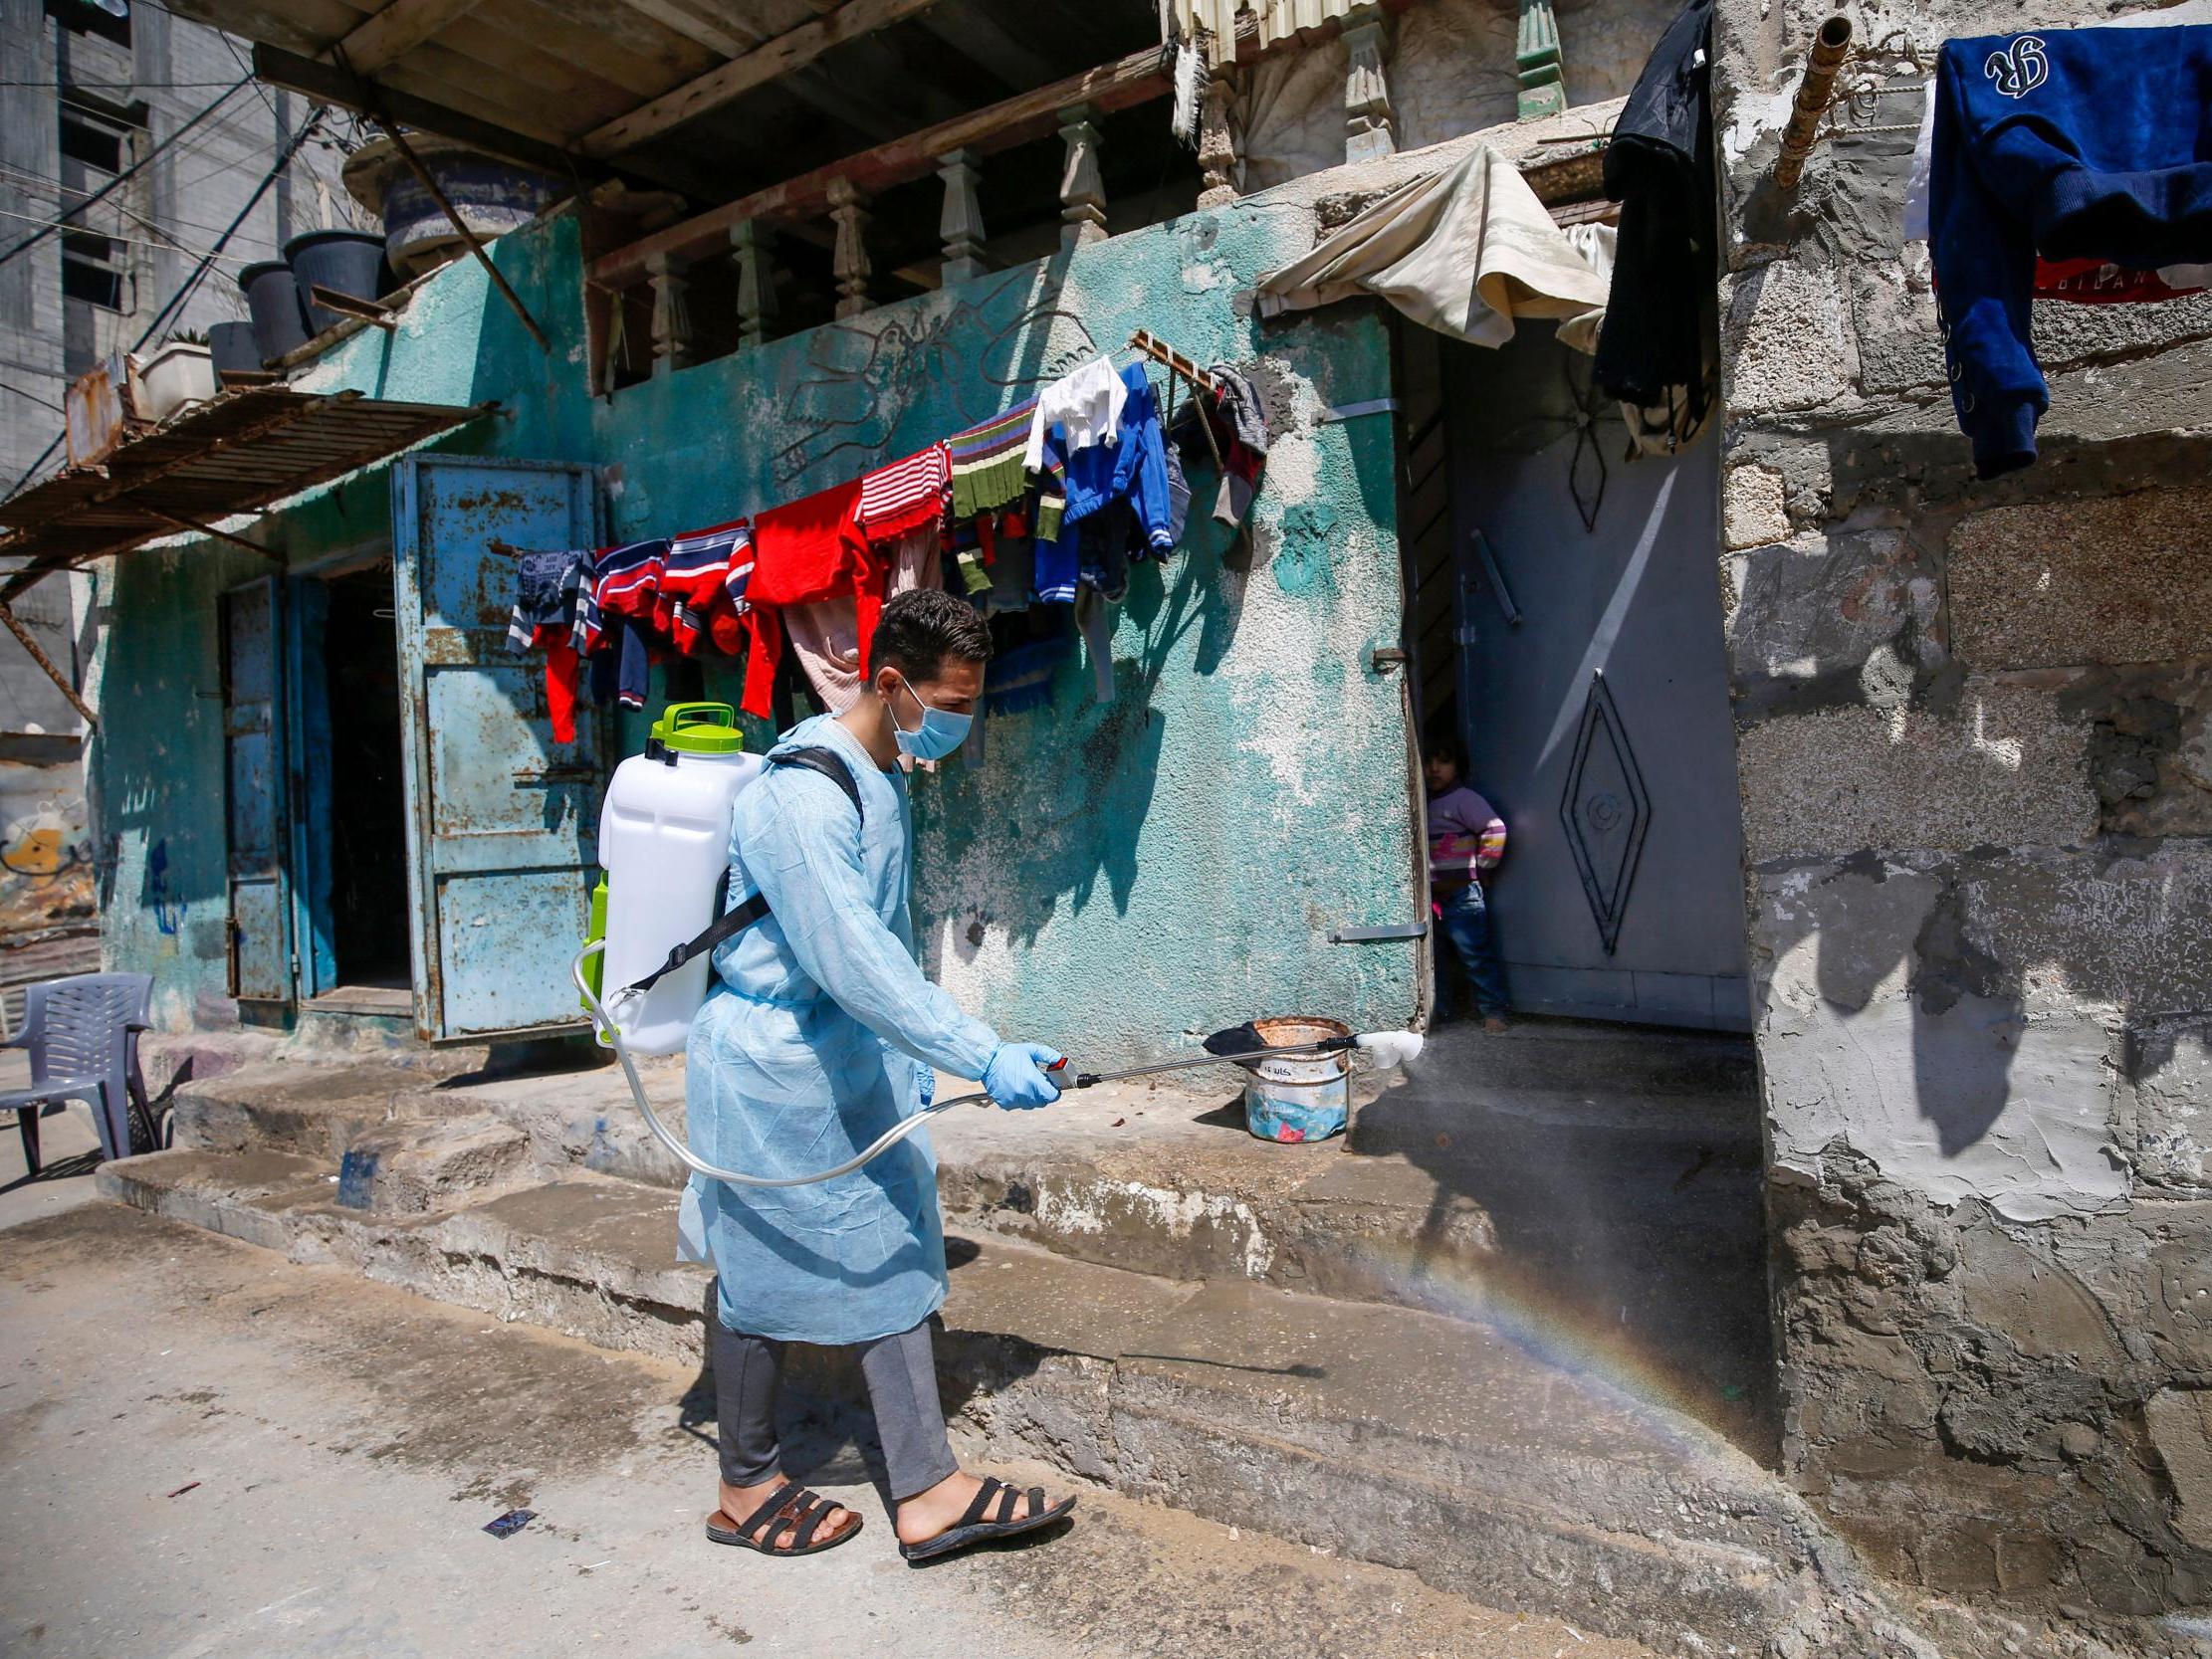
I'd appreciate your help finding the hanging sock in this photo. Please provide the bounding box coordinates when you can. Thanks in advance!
[1074,586,1115,703]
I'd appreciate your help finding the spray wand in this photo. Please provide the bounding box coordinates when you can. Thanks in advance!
[571,939,1424,1190]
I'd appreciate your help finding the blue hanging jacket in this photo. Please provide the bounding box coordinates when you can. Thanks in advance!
[1930,24,2212,477]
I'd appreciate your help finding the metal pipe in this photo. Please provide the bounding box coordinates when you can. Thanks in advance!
[1774,15,1854,192]
[0,600,95,727]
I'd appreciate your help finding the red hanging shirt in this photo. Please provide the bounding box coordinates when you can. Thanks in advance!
[741,477,886,717]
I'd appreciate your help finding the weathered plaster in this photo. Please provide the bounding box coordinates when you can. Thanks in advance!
[1753,856,2126,1224]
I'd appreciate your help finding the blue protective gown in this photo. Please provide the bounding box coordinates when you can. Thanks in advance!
[679,714,1000,1345]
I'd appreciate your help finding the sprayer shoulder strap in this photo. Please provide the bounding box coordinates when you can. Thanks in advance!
[619,746,864,995]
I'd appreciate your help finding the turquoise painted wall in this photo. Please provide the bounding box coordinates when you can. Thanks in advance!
[93,201,1423,1056]
[89,219,592,1031]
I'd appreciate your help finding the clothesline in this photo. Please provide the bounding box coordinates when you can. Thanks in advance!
[495,328,1271,742]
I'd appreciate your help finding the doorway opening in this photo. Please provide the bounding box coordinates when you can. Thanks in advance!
[319,564,410,998]
[1398,320,1749,1031]
[1373,316,1778,1461]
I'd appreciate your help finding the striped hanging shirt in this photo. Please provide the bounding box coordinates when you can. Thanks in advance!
[946,399,1036,518]
[663,518,755,655]
[856,443,950,544]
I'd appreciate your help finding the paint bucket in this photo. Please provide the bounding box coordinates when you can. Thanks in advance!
[1237,1016,1353,1144]
[284,229,388,334]
[236,259,309,362]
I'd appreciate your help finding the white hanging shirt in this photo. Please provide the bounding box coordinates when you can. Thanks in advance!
[1023,355,1128,472]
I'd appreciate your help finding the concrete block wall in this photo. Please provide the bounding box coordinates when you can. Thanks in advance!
[1714,0,2212,1615]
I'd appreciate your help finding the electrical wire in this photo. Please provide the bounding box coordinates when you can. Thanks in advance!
[0,204,253,264]
[0,75,251,269]
[0,161,278,249]
[0,80,246,90]
[0,381,66,413]
[4,105,326,498]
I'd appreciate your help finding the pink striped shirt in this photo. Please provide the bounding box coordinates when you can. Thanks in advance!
[855,443,950,543]
[1427,785,1506,889]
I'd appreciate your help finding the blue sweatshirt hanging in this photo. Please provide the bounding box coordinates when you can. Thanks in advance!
[1930,23,2212,477]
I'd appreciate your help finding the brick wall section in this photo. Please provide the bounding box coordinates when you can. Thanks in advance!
[1713,0,2212,1616]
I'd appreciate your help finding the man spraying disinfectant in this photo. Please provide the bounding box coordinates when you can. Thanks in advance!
[580,589,1428,1563]
[682,588,1074,1563]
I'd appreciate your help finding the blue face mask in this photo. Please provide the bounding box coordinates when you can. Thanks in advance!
[888,672,973,761]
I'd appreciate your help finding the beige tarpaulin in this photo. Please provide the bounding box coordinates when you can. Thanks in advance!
[1254,142,1610,348]
[1169,0,1362,54]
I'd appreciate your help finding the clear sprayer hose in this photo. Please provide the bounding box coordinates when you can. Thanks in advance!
[572,939,985,1187]
[572,940,1398,1189]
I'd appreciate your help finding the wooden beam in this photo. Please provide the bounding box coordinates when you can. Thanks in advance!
[307,284,399,329]
[253,43,589,181]
[578,0,952,158]
[613,0,758,58]
[0,602,95,728]
[332,0,489,75]
[589,44,1170,287]
[142,509,287,561]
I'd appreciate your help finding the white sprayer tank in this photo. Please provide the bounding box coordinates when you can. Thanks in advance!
[597,703,765,1054]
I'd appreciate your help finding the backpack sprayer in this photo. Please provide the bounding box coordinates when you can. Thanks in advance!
[575,705,1425,1190]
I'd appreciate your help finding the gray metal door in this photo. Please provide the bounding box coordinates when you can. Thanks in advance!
[1443,331,1749,1030]
[220,576,290,1003]
[391,453,602,1043]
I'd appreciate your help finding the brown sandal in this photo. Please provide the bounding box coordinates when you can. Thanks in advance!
[705,1481,862,1556]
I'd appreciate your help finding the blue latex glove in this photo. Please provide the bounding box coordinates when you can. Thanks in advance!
[983,1042,1064,1110]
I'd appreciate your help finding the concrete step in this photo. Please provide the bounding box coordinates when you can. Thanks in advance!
[92,1148,1911,1657]
[165,1036,1776,1451]
[1405,1016,1760,1100]
[169,1052,690,1186]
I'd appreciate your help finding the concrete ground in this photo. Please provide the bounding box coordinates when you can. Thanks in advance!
[0,1047,105,1231]
[0,1199,1656,1659]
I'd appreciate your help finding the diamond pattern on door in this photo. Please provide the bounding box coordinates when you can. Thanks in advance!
[1557,670,1651,956]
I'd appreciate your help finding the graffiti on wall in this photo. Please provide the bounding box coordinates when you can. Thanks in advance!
[774,273,1097,485]
[0,785,96,938]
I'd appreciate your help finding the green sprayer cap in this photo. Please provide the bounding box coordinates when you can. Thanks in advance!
[652,702,745,754]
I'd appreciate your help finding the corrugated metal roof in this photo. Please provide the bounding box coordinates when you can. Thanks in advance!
[0,387,493,597]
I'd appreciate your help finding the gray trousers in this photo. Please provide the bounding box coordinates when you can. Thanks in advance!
[712,1303,959,1504]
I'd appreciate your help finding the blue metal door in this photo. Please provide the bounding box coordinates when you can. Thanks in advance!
[391,455,601,1042]
[221,576,290,1003]
[1444,331,1750,1030]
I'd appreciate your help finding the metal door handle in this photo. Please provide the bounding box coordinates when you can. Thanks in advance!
[1470,530,1522,626]
[513,765,596,784]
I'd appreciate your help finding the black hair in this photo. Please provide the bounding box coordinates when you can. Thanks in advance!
[1425,729,1468,775]
[870,587,993,684]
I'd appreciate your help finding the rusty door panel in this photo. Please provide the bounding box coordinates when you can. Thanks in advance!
[221,576,290,1003]
[391,455,600,1042]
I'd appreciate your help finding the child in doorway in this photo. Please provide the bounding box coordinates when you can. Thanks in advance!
[1425,738,1509,1031]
